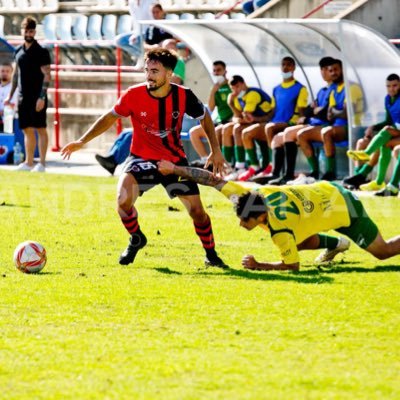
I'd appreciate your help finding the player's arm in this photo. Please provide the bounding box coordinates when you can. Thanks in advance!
[158,160,226,190]
[242,255,299,271]
[61,111,119,159]
[36,64,51,112]
[328,90,346,120]
[4,67,18,105]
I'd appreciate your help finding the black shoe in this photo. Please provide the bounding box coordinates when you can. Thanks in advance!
[342,173,368,190]
[321,172,337,181]
[190,159,206,168]
[95,154,117,175]
[251,174,279,185]
[374,186,399,197]
[205,250,229,269]
[119,231,147,265]
[269,175,294,186]
[306,171,319,180]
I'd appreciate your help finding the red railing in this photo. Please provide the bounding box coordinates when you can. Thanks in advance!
[302,0,334,18]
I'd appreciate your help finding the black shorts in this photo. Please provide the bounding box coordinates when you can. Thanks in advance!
[122,155,200,198]
[18,97,48,130]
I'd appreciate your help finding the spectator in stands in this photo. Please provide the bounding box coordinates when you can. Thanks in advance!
[375,144,400,196]
[116,3,173,70]
[254,56,336,185]
[5,17,51,172]
[162,39,185,84]
[0,62,18,132]
[190,60,233,168]
[223,75,274,181]
[346,73,400,191]
[242,0,270,15]
[298,59,363,181]
[251,57,308,183]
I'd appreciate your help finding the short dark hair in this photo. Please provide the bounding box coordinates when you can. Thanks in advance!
[21,17,36,30]
[282,56,295,66]
[213,60,226,69]
[229,75,245,86]
[319,56,336,68]
[331,59,343,68]
[235,192,267,221]
[145,48,178,71]
[0,62,13,68]
[152,3,163,11]
[387,73,400,81]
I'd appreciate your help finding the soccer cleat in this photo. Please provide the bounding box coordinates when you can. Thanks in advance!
[321,172,337,181]
[238,167,260,182]
[347,150,370,162]
[269,175,295,186]
[225,168,247,181]
[15,163,33,171]
[251,173,280,185]
[119,231,147,265]
[359,180,385,192]
[249,165,273,182]
[95,154,117,175]
[315,237,350,264]
[31,163,46,173]
[287,174,316,185]
[342,173,368,190]
[374,184,399,197]
[204,250,229,269]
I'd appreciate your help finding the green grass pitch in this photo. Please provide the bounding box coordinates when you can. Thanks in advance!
[0,170,399,399]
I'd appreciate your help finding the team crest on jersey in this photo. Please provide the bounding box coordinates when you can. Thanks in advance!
[172,111,180,119]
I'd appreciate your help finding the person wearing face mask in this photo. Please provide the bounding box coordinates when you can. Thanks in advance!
[189,60,233,168]
[298,59,364,181]
[253,57,308,183]
[0,62,18,132]
[223,75,274,181]
[5,17,51,173]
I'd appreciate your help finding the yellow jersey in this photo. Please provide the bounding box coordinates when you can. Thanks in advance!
[221,181,351,264]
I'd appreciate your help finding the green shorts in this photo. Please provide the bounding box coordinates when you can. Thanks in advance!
[333,184,378,249]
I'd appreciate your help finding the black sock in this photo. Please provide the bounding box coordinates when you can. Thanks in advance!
[284,142,298,178]
[272,147,285,176]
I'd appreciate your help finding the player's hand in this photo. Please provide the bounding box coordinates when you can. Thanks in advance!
[364,126,374,140]
[204,149,229,176]
[36,98,45,112]
[242,255,260,270]
[157,160,175,175]
[60,141,84,160]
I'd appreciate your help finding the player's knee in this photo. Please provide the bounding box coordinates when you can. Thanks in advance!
[117,191,132,211]
[188,205,206,220]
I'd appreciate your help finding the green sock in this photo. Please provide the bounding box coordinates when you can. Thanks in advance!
[257,140,270,168]
[358,163,373,177]
[365,129,392,155]
[318,234,339,250]
[245,147,258,167]
[376,146,391,184]
[234,146,245,164]
[325,156,336,174]
[306,156,318,174]
[354,165,363,174]
[389,155,400,187]
[222,146,234,164]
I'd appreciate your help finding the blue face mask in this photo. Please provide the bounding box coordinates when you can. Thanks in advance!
[281,71,293,79]
[238,90,246,98]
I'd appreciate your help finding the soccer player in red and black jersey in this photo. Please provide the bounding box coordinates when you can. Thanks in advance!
[61,48,227,268]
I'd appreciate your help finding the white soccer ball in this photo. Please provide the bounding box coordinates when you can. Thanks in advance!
[13,241,47,273]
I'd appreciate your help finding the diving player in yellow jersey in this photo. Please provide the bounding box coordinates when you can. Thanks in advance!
[158,160,400,271]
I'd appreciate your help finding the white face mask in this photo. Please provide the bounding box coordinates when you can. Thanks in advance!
[238,90,246,98]
[281,71,293,80]
[212,75,226,84]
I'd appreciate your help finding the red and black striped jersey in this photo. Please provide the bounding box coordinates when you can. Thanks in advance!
[113,83,205,162]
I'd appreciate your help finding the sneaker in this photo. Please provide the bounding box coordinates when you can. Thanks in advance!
[321,172,337,181]
[205,250,229,269]
[359,180,385,192]
[342,173,368,190]
[95,154,117,175]
[238,167,259,182]
[119,231,147,265]
[31,163,46,173]
[268,175,294,186]
[249,165,272,182]
[190,159,206,168]
[347,150,370,162]
[315,237,350,264]
[15,163,33,171]
[374,184,399,197]
[225,168,247,181]
[251,173,279,185]
[287,174,316,185]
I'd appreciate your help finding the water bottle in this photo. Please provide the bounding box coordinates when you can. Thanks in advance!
[13,142,22,165]
[3,105,14,133]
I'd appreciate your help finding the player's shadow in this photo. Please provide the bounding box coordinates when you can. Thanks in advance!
[197,267,334,284]
[0,202,31,208]
[311,264,400,274]
[154,267,182,275]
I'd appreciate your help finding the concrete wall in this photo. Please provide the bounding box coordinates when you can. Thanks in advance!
[337,0,400,39]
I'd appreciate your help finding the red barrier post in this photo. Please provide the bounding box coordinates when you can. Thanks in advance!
[52,43,61,151]
[116,47,122,135]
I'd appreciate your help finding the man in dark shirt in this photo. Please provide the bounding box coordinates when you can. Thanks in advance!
[61,48,227,269]
[5,17,51,172]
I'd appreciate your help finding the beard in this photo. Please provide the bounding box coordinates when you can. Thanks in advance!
[24,36,34,43]
[147,78,166,92]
